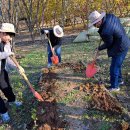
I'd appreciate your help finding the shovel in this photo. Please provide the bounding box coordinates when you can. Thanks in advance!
[10,56,44,101]
[86,40,102,78]
[45,34,59,65]
[86,50,99,78]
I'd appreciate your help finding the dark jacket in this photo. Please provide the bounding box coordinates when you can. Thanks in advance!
[0,42,6,71]
[41,28,62,47]
[98,14,130,57]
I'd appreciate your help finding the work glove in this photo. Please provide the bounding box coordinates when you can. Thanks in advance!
[41,29,49,34]
[0,52,14,60]
[44,30,49,34]
[18,66,25,75]
[9,52,14,56]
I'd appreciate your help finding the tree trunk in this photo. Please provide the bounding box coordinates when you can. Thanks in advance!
[61,0,65,28]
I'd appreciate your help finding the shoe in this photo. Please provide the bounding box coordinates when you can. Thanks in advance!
[47,64,52,68]
[9,101,22,107]
[119,81,124,85]
[108,87,120,91]
[14,101,22,106]
[58,62,62,66]
[1,112,10,122]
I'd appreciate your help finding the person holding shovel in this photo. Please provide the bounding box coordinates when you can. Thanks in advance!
[88,11,130,91]
[41,25,64,68]
[0,23,25,122]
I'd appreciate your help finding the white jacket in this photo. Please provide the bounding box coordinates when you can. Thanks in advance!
[0,43,16,73]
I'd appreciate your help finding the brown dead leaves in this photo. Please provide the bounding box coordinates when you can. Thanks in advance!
[82,83,124,113]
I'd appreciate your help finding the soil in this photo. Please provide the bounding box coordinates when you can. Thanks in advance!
[37,62,130,130]
[36,62,87,130]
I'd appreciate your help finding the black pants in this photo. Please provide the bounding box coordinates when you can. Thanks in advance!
[0,70,15,114]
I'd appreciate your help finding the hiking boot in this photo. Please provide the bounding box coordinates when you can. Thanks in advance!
[9,101,22,107]
[1,112,10,122]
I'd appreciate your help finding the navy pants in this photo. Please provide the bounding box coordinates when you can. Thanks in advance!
[47,44,61,66]
[0,70,15,114]
[110,49,128,88]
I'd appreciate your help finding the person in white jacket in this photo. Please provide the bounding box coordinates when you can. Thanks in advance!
[0,23,25,122]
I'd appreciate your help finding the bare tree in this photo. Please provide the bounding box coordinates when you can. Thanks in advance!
[61,0,65,28]
[19,0,48,43]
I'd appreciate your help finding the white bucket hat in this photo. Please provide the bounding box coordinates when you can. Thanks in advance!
[0,23,15,34]
[53,25,64,38]
[88,11,106,28]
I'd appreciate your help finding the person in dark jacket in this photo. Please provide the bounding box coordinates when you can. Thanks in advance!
[41,25,64,68]
[88,11,130,91]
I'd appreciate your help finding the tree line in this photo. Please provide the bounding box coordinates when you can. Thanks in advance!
[0,0,129,42]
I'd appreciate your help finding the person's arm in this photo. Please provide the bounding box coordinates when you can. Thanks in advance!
[0,51,14,60]
[98,34,113,50]
[5,56,25,75]
[4,43,17,69]
[6,57,17,70]
[4,44,24,74]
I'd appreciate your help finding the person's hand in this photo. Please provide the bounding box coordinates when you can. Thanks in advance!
[8,52,14,56]
[52,47,55,53]
[18,66,25,75]
[44,30,49,34]
[41,29,49,34]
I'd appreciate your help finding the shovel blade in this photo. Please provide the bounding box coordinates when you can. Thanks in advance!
[51,55,59,65]
[30,86,44,101]
[86,62,98,78]
[33,91,44,101]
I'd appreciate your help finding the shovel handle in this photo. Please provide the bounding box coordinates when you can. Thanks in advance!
[93,39,102,62]
[10,55,21,69]
[45,34,55,56]
[93,49,99,62]
[10,55,32,87]
[10,56,44,101]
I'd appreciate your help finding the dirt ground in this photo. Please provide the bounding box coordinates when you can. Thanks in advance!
[37,62,130,130]
[38,62,87,130]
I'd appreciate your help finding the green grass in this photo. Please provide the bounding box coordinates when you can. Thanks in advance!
[59,90,79,104]
[97,122,112,130]
[19,51,46,68]
[83,109,122,122]
[62,41,99,62]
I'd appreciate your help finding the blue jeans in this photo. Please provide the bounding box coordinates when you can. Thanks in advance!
[47,44,61,66]
[110,49,128,88]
